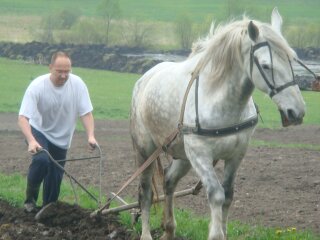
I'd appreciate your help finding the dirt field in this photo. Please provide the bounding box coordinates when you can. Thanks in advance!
[0,112,319,239]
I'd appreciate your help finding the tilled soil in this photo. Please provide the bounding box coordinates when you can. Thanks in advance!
[0,113,319,239]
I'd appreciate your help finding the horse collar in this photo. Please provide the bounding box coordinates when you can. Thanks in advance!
[180,76,259,137]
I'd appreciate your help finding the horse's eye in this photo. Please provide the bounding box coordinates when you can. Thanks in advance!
[262,64,271,70]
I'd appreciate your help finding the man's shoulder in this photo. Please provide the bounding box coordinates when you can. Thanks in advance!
[27,74,50,89]
[69,74,87,86]
[31,74,50,84]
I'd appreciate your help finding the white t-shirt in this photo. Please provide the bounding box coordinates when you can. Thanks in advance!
[19,73,93,149]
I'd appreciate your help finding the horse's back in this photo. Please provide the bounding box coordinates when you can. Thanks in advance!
[130,61,180,150]
[133,61,175,94]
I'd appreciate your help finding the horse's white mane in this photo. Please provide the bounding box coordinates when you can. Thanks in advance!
[189,16,296,85]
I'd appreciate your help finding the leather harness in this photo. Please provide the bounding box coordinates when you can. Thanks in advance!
[93,41,319,216]
[180,76,259,136]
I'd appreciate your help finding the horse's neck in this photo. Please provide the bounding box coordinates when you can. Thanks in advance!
[197,70,255,127]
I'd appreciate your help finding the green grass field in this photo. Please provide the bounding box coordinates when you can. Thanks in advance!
[1,57,319,127]
[0,57,139,119]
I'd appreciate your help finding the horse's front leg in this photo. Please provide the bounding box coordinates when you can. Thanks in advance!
[160,159,191,240]
[221,156,244,236]
[185,140,225,240]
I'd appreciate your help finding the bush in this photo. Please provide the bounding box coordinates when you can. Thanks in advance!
[175,14,194,50]
[285,23,320,48]
[34,9,81,43]
[57,9,81,29]
[56,19,106,44]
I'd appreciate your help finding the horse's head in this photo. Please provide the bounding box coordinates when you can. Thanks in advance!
[247,8,305,127]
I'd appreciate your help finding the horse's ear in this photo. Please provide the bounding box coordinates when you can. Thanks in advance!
[248,21,259,42]
[271,7,283,34]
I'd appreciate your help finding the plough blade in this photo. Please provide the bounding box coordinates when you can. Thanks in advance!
[91,180,202,216]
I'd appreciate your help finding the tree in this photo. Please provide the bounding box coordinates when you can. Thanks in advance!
[38,14,55,43]
[57,9,81,29]
[97,0,121,46]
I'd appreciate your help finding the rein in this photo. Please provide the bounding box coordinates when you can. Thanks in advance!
[294,58,320,80]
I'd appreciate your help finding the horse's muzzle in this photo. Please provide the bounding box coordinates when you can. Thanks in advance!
[280,109,303,127]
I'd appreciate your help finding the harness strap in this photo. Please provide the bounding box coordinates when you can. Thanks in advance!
[94,128,180,215]
[195,76,200,131]
[181,115,258,136]
[178,72,200,126]
[93,71,201,216]
[184,73,258,136]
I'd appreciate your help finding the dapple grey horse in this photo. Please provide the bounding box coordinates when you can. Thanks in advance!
[130,8,305,240]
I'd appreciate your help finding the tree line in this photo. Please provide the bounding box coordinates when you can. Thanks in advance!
[33,0,320,50]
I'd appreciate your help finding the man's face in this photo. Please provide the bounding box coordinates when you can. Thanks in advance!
[49,56,72,87]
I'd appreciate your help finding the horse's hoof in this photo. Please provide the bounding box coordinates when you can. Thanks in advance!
[160,233,174,240]
[140,234,153,240]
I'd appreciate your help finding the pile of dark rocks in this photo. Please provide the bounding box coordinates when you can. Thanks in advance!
[0,41,164,74]
[0,41,318,90]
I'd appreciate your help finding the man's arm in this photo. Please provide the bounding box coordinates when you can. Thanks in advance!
[80,112,98,150]
[18,115,42,154]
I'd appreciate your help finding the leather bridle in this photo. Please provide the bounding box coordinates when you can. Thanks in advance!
[250,41,297,98]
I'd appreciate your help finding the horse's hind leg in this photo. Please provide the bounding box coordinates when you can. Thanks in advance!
[135,148,156,240]
[160,159,191,240]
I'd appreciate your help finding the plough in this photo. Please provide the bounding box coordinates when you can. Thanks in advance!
[39,146,204,219]
[39,146,103,207]
[98,180,203,215]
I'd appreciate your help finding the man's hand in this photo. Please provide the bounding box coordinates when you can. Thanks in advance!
[28,140,43,154]
[88,137,98,152]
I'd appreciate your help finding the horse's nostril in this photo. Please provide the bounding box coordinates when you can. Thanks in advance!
[287,109,296,120]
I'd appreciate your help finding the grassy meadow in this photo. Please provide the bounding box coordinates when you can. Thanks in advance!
[1,57,319,127]
[0,57,139,119]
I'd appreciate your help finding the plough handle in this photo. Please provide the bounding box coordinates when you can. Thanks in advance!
[38,149,99,203]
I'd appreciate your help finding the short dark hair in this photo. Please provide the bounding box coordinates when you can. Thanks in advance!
[50,51,71,64]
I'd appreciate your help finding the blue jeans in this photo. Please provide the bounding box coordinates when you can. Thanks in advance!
[26,127,67,206]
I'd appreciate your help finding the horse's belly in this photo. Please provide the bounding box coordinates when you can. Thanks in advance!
[183,130,254,160]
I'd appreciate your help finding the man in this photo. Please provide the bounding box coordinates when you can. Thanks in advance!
[18,51,98,213]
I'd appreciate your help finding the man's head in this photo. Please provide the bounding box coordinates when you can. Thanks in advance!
[49,52,72,87]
